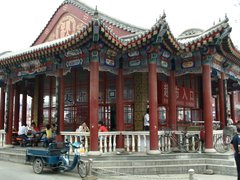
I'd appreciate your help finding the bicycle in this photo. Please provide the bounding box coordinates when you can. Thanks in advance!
[163,128,200,153]
[214,126,236,153]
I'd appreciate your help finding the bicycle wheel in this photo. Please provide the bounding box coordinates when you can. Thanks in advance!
[77,160,88,178]
[182,135,200,152]
[214,136,230,153]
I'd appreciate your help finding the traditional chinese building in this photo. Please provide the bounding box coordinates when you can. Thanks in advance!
[0,0,239,154]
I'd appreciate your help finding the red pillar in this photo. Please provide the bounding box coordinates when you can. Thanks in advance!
[218,73,225,129]
[202,64,214,152]
[22,90,27,125]
[0,87,5,129]
[116,67,124,149]
[89,51,100,155]
[168,70,177,130]
[14,88,20,131]
[56,69,65,142]
[6,79,14,145]
[230,92,236,124]
[148,54,160,154]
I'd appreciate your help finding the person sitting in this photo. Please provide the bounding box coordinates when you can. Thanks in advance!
[51,123,57,139]
[29,122,41,146]
[18,123,29,146]
[30,122,40,134]
[76,122,89,132]
[98,121,108,132]
[98,121,108,141]
[76,122,89,144]
[43,124,53,147]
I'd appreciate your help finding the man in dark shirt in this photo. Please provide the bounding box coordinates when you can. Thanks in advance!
[230,126,240,180]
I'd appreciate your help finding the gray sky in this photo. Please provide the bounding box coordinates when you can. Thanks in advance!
[0,0,239,53]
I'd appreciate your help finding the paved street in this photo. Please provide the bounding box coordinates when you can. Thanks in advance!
[0,160,81,180]
[0,160,237,180]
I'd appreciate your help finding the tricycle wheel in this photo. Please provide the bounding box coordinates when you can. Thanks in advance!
[77,160,88,178]
[33,158,44,174]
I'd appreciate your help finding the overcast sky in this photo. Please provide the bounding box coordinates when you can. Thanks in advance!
[0,0,240,53]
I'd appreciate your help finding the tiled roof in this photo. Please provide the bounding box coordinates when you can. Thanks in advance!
[64,0,145,33]
[0,1,239,67]
[0,11,176,65]
[32,0,145,46]
[177,18,230,52]
[0,21,93,66]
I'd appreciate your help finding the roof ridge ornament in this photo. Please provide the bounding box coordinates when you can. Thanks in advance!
[93,5,100,42]
[94,5,98,19]
[215,26,232,45]
[225,13,229,21]
[161,10,166,20]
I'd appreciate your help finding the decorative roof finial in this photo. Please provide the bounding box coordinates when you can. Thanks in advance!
[225,13,228,20]
[219,18,221,22]
[162,10,166,19]
[94,5,98,18]
[213,21,215,25]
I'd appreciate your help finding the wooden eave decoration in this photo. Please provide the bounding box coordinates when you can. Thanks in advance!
[80,34,84,39]
[88,27,92,32]
[147,34,152,39]
[105,33,109,38]
[153,30,158,35]
[208,37,213,42]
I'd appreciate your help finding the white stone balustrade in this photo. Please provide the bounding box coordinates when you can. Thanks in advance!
[60,130,211,154]
[0,129,221,152]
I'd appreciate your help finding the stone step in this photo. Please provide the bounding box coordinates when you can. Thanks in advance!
[92,164,207,176]
[93,159,206,167]
[0,146,236,177]
[207,164,237,176]
[92,158,235,167]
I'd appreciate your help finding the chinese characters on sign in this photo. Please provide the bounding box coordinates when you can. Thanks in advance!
[159,82,195,107]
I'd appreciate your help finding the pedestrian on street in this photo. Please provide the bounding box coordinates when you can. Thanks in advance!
[230,126,240,180]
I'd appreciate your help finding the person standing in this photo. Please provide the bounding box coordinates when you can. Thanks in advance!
[230,126,240,180]
[144,108,150,131]
[227,114,234,126]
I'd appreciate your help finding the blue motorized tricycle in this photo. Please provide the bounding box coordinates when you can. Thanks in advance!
[26,141,90,178]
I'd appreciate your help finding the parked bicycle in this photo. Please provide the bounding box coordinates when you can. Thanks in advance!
[163,128,200,153]
[214,126,236,153]
[26,141,90,178]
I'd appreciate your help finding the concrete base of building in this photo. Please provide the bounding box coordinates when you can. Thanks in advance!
[3,144,13,148]
[87,151,102,156]
[204,148,216,153]
[116,148,125,152]
[147,149,161,155]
